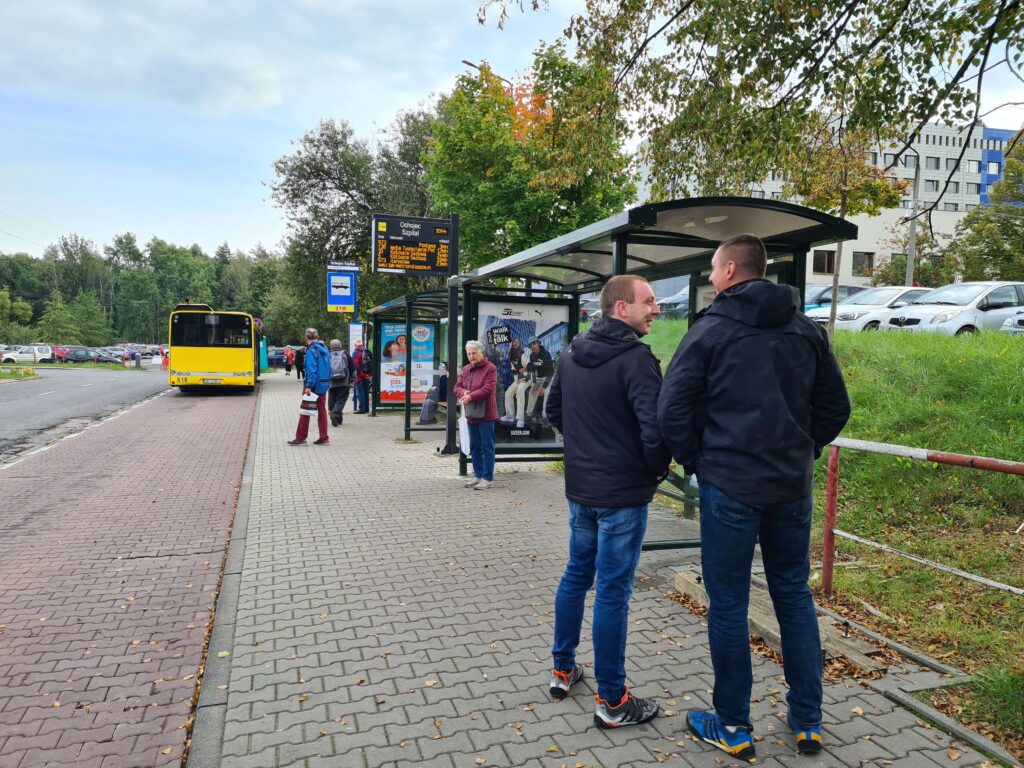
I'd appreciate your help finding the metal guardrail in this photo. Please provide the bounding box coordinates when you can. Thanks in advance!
[822,437,1024,597]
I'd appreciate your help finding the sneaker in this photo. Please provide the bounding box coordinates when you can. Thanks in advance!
[287,439,307,446]
[515,419,525,428]
[788,717,823,754]
[313,438,329,445]
[464,477,480,488]
[549,665,584,700]
[473,479,493,490]
[687,710,756,760]
[593,689,659,729]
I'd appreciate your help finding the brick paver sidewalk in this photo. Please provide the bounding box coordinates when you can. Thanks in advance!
[0,388,255,768]
[198,374,990,768]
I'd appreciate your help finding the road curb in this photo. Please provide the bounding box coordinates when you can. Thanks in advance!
[185,386,259,768]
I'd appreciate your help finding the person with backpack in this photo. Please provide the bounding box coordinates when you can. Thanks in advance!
[288,328,331,446]
[352,340,372,414]
[327,339,354,426]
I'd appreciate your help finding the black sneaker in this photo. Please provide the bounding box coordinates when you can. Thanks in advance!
[593,689,659,728]
[287,439,307,446]
[549,665,583,700]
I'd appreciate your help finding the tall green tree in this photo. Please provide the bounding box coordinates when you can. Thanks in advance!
[480,0,1023,207]
[424,45,634,269]
[36,290,79,344]
[70,291,114,345]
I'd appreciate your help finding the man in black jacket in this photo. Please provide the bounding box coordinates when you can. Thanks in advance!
[658,234,850,760]
[545,275,670,728]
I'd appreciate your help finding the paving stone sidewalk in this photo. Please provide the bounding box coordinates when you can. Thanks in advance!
[0,387,256,768]
[200,373,990,768]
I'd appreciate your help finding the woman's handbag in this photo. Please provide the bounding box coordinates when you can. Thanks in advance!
[299,392,319,416]
[464,398,486,419]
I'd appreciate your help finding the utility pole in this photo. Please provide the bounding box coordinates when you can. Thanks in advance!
[905,148,921,286]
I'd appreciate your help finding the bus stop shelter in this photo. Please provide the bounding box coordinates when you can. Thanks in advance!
[447,197,857,534]
[367,290,461,444]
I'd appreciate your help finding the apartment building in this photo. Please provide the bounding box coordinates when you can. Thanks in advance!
[753,122,1017,286]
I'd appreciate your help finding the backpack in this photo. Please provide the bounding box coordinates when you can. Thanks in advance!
[330,349,351,384]
[359,349,373,375]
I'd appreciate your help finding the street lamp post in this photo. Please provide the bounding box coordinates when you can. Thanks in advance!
[904,146,921,286]
[461,59,513,87]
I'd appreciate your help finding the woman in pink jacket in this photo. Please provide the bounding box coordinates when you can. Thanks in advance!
[454,340,498,490]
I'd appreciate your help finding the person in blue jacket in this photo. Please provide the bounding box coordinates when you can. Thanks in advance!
[289,328,331,446]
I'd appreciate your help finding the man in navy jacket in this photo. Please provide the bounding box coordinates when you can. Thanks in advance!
[658,234,850,760]
[545,275,670,729]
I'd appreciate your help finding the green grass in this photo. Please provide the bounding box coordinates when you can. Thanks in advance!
[970,668,1024,733]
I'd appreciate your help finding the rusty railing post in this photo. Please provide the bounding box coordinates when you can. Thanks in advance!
[821,444,841,597]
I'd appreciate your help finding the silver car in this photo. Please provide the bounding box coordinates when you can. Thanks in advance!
[884,281,1024,335]
[1000,311,1024,335]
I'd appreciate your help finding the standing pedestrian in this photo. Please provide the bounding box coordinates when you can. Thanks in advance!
[352,340,371,413]
[545,275,670,728]
[658,234,851,759]
[283,345,295,376]
[294,343,306,383]
[454,340,498,490]
[288,328,331,446]
[327,339,353,427]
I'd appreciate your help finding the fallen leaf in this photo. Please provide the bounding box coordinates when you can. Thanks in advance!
[475,759,486,766]
[424,680,439,687]
[217,685,227,690]
[182,674,193,681]
[852,706,864,716]
[547,746,560,753]
[161,748,173,755]
[948,749,961,761]
[355,678,365,685]
[297,694,310,702]
[52,701,60,708]
[523,705,534,712]
[217,651,230,658]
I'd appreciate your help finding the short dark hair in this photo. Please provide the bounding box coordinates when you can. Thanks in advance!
[599,275,648,316]
[717,234,767,278]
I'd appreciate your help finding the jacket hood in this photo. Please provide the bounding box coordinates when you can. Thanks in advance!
[569,317,644,368]
[706,279,799,327]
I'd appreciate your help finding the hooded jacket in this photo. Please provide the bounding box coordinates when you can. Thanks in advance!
[546,317,671,508]
[303,339,332,395]
[658,279,851,505]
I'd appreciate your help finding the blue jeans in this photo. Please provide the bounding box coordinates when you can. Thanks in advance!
[353,379,369,412]
[467,421,495,480]
[552,501,648,702]
[699,482,821,730]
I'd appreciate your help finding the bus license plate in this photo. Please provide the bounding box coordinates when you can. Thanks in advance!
[202,378,221,384]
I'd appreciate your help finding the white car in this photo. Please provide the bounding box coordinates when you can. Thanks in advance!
[805,286,933,331]
[2,344,54,363]
[884,281,1024,335]
[1000,311,1024,335]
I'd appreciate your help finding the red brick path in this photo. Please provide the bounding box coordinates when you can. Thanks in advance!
[0,390,255,768]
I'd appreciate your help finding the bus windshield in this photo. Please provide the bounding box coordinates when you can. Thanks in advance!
[171,313,252,347]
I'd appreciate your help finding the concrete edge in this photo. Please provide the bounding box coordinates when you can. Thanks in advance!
[185,387,259,768]
[872,685,1023,768]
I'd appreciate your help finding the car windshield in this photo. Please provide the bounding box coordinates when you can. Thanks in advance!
[911,284,986,306]
[842,287,903,305]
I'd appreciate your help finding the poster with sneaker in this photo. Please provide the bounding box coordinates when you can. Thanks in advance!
[476,299,570,444]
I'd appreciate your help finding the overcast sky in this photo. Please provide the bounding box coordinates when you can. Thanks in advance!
[1,2,1020,260]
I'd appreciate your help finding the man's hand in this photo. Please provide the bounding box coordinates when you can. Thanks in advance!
[303,387,311,395]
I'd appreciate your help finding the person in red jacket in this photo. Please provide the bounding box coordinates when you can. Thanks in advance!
[454,340,498,490]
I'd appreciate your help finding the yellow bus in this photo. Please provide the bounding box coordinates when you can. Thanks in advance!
[167,304,261,392]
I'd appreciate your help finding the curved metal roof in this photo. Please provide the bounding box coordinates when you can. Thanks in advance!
[449,197,857,292]
[368,289,455,319]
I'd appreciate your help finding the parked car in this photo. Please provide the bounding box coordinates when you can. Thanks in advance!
[805,286,933,331]
[999,310,1024,335]
[267,346,287,367]
[884,281,1024,335]
[803,283,867,311]
[2,345,54,363]
[656,288,691,319]
[63,347,99,363]
[579,299,602,321]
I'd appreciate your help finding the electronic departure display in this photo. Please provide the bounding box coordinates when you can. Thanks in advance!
[371,214,451,276]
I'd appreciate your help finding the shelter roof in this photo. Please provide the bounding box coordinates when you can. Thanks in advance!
[368,290,454,318]
[449,197,857,292]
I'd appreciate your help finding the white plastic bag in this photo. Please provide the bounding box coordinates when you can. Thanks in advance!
[299,392,318,416]
[459,414,471,457]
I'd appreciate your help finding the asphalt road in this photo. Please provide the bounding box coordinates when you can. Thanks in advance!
[0,366,170,460]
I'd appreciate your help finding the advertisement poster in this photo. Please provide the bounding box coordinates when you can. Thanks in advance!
[379,322,436,403]
[476,300,570,443]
